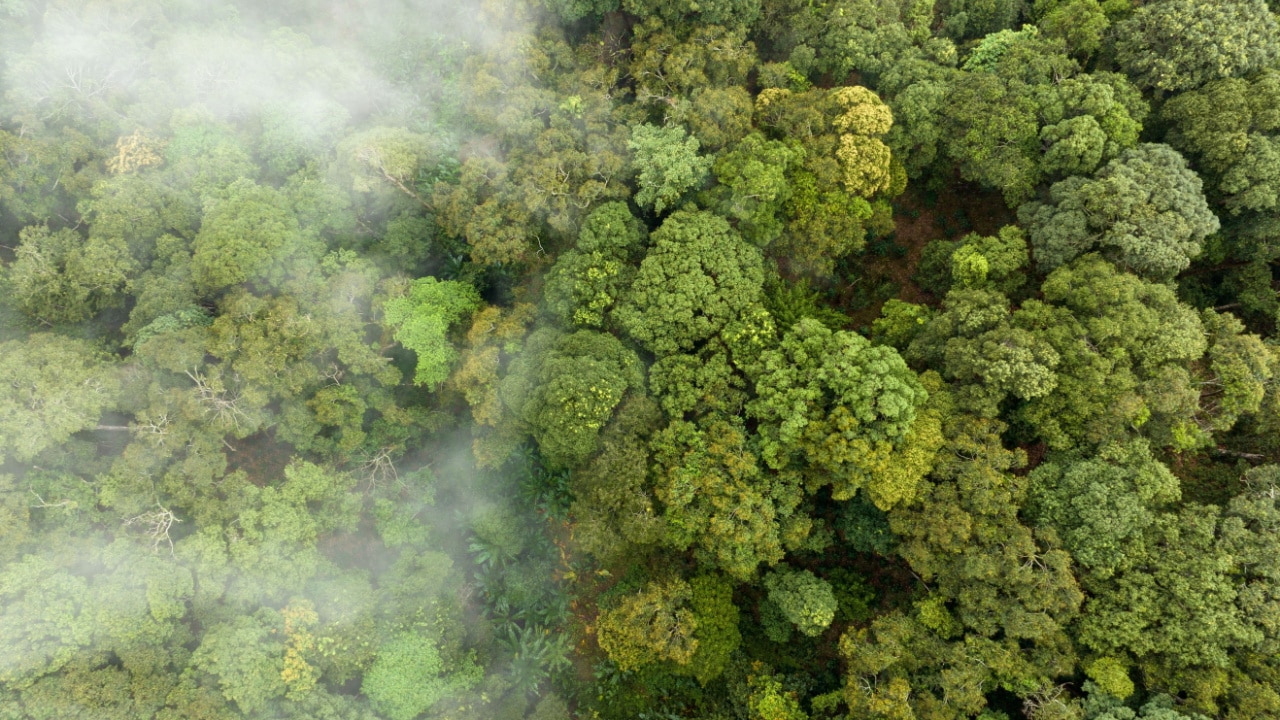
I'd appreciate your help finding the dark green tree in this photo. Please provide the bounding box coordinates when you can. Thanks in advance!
[1115,0,1280,92]
[1020,144,1219,279]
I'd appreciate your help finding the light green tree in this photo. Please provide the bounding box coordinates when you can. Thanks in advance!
[6,224,135,324]
[190,179,313,295]
[189,612,286,714]
[650,416,802,581]
[543,202,647,328]
[764,567,837,637]
[381,277,481,388]
[1028,440,1181,578]
[629,124,712,215]
[749,318,933,506]
[1163,70,1280,214]
[361,631,482,720]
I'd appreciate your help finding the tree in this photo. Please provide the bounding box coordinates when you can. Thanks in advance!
[336,126,435,207]
[1019,144,1219,279]
[189,612,286,715]
[747,667,808,720]
[908,288,1060,417]
[0,126,100,223]
[764,567,837,638]
[542,0,619,21]
[703,132,805,248]
[650,416,802,581]
[1115,0,1280,92]
[6,224,135,324]
[940,71,1042,205]
[617,210,765,356]
[381,276,481,388]
[1084,685,1212,720]
[1196,310,1277,435]
[361,631,482,720]
[622,0,763,26]
[756,85,897,198]
[673,86,755,153]
[1037,73,1148,180]
[190,179,314,295]
[505,330,645,468]
[1027,440,1181,579]
[628,21,756,109]
[800,0,921,79]
[749,318,933,506]
[679,575,741,685]
[596,577,699,671]
[543,202,647,328]
[1163,70,1280,215]
[889,408,1084,646]
[1034,0,1112,59]
[748,84,896,269]
[1013,255,1208,450]
[0,334,120,464]
[1077,506,1262,671]
[568,397,665,564]
[649,343,748,418]
[0,555,96,688]
[629,124,712,215]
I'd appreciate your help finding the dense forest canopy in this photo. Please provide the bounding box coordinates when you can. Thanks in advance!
[3,0,1280,718]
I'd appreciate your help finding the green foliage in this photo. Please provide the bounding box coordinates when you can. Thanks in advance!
[910,288,1060,417]
[190,612,286,714]
[629,124,712,215]
[622,0,763,27]
[617,210,765,356]
[515,330,645,468]
[762,278,848,332]
[8,3,1280,719]
[568,397,665,564]
[382,277,481,388]
[1200,309,1277,433]
[1028,440,1181,578]
[679,575,742,685]
[361,631,481,720]
[764,566,837,637]
[705,132,805,247]
[747,667,808,720]
[750,318,931,506]
[651,417,800,580]
[963,27,1041,72]
[6,224,135,324]
[1077,505,1264,671]
[0,334,120,464]
[191,179,312,294]
[596,577,699,671]
[1013,255,1208,449]
[543,202,647,328]
[1083,683,1211,719]
[1020,144,1219,279]
[1034,0,1111,58]
[1163,70,1280,215]
[1115,0,1280,92]
[542,0,619,21]
[940,71,1042,205]
[834,493,897,555]
[872,299,933,350]
[1085,658,1135,700]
